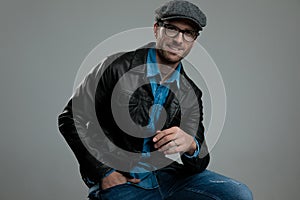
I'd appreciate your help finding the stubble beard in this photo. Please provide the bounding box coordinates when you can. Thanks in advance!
[156,48,183,66]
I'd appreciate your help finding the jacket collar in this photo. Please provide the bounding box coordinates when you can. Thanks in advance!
[130,42,191,92]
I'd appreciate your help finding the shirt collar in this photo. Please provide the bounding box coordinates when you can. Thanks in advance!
[146,48,181,88]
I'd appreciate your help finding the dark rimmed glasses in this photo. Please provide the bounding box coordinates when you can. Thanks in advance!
[158,22,200,42]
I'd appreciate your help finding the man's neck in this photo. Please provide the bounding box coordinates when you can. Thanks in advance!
[155,53,180,82]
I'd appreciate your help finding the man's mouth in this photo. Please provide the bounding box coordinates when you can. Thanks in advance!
[165,45,184,55]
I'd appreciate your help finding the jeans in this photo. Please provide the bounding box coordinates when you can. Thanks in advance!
[89,170,253,200]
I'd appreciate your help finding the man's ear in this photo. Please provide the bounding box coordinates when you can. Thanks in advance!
[153,23,159,38]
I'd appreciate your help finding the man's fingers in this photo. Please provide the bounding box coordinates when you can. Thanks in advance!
[163,146,181,155]
[154,134,175,149]
[153,127,178,142]
[153,131,167,142]
[127,178,141,184]
[158,140,176,152]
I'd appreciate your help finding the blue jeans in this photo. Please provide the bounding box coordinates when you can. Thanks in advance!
[89,170,253,200]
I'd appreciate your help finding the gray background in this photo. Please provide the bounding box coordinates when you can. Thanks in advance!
[0,0,299,199]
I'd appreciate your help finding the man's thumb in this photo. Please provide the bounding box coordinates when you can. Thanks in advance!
[127,178,141,183]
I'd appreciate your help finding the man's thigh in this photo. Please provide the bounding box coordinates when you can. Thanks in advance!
[91,183,162,200]
[159,170,253,200]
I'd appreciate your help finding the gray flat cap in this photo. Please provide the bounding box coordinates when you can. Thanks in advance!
[155,0,206,30]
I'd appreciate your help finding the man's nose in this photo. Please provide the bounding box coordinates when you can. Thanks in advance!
[173,32,184,44]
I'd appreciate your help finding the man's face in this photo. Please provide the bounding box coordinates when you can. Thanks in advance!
[154,19,198,65]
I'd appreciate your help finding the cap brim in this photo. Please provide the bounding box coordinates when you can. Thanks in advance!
[160,16,202,31]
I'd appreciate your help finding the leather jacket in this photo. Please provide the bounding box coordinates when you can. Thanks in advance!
[58,43,210,187]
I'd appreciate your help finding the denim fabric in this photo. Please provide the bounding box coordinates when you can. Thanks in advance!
[88,170,253,200]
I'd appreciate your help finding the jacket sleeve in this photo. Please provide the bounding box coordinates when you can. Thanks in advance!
[58,59,115,184]
[180,87,210,174]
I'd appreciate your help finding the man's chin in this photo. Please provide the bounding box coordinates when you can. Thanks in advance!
[162,50,183,64]
[167,55,183,64]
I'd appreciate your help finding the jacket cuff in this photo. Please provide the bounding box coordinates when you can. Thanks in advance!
[183,138,200,158]
[103,168,116,178]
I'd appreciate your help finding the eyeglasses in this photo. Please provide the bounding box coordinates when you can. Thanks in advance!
[158,22,199,42]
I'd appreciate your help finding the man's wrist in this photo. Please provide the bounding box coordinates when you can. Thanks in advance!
[184,139,200,158]
[187,140,197,155]
[104,169,116,178]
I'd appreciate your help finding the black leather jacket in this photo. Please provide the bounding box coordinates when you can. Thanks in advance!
[58,43,210,187]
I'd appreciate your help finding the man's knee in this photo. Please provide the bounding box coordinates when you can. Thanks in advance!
[232,182,253,200]
[190,171,253,200]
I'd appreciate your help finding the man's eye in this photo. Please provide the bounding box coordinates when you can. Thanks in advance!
[166,25,177,31]
[169,27,177,31]
[185,31,195,37]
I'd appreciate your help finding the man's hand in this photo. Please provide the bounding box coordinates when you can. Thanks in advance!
[101,171,140,190]
[153,126,197,155]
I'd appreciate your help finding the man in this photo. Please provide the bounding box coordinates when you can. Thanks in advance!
[58,0,253,199]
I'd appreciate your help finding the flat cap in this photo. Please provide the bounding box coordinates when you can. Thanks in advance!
[155,0,206,30]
